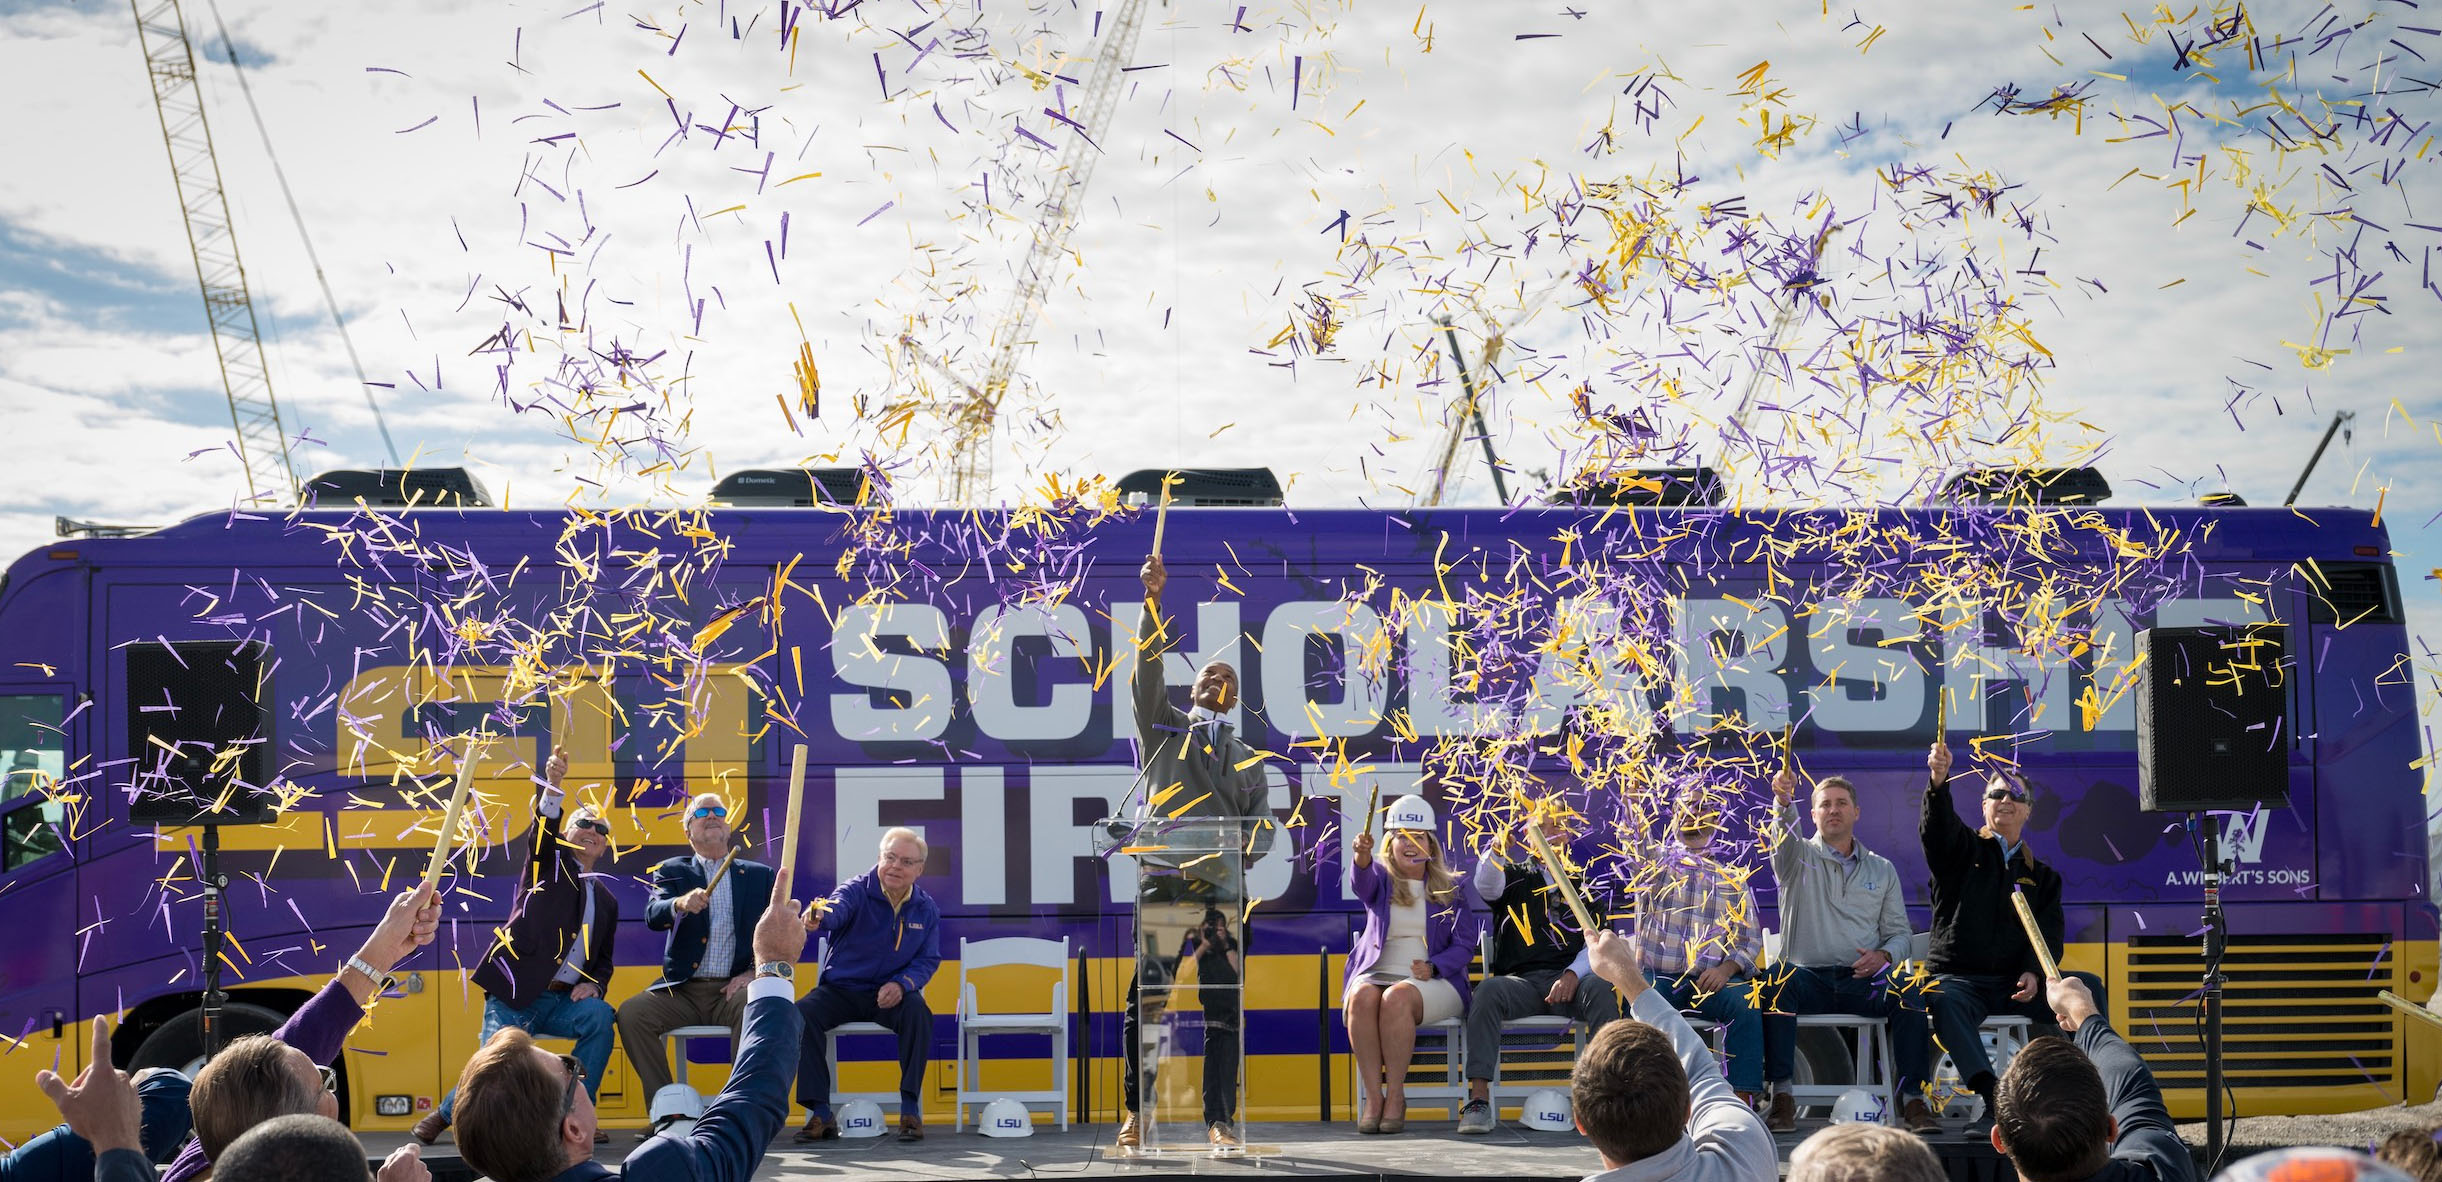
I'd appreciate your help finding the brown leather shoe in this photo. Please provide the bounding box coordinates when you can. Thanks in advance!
[592,1130,610,1144]
[1208,1122,1241,1150]
[897,1114,925,1142]
[1115,1110,1141,1151]
[410,1108,450,1145]
[793,1114,838,1143]
[1900,1096,1942,1136]
[1766,1091,1797,1134]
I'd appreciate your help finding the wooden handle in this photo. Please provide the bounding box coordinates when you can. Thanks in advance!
[2010,889,2060,980]
[1779,721,1796,776]
[778,745,809,893]
[2379,990,2442,1031]
[1520,811,1598,937]
[420,734,485,892]
[1151,472,1176,559]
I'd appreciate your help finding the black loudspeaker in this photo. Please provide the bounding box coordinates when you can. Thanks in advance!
[125,640,280,826]
[2136,625,2290,813]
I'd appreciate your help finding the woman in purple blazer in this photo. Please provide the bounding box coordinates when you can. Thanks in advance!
[1336,795,1481,1136]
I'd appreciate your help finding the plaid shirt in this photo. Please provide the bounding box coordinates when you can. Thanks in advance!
[1629,844,1762,978]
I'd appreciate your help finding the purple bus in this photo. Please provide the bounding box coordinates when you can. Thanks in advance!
[0,487,2428,1142]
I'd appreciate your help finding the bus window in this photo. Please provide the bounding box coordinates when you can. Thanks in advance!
[0,694,65,871]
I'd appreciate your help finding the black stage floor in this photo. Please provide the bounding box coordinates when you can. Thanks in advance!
[365,1119,2017,1180]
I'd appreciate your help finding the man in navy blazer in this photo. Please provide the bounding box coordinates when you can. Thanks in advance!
[451,871,811,1182]
[615,792,778,1101]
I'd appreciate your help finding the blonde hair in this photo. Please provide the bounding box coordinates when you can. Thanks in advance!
[1385,830,1458,907]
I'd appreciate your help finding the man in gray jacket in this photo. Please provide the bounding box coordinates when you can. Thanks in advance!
[1575,930,1777,1182]
[1118,554,1275,1151]
[1760,767,1937,1134]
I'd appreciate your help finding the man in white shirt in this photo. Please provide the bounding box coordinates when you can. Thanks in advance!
[1574,930,1777,1182]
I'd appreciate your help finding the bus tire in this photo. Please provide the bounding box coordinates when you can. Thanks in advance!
[1788,1026,1856,1092]
[130,1003,288,1079]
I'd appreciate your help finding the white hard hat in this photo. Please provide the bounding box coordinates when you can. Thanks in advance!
[648,1084,704,1138]
[1386,794,1435,833]
[978,1097,1034,1138]
[1520,1088,1572,1132]
[1829,1088,1886,1125]
[837,1098,888,1139]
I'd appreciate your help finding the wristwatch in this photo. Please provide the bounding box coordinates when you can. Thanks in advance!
[754,961,795,981]
[343,954,398,993]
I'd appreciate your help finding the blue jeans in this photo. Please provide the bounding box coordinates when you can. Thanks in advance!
[1647,969,1764,1094]
[1759,964,1934,1094]
[1929,971,2104,1089]
[437,989,616,1120]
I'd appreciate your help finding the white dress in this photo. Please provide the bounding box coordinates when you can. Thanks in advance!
[1349,889,1463,1024]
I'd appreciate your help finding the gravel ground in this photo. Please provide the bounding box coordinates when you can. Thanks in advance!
[2178,1096,2442,1173]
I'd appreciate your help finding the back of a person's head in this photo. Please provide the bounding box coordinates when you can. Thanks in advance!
[453,1026,570,1182]
[1995,1036,2112,1182]
[1572,1018,1689,1165]
[212,1114,368,1182]
[1789,1122,1947,1182]
[2213,1148,2415,1182]
[190,1035,322,1161]
[2377,1128,2442,1182]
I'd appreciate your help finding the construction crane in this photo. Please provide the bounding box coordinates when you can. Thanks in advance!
[893,0,1152,505]
[130,0,298,506]
[1415,277,1571,507]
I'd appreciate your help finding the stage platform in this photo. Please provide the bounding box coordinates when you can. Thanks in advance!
[362,1120,2019,1181]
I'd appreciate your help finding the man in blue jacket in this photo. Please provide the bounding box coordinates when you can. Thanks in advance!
[791,827,942,1144]
[616,793,778,1102]
[450,871,812,1182]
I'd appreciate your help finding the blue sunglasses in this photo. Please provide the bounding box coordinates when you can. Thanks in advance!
[691,805,728,819]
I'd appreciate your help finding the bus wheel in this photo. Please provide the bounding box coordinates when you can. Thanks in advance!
[1788,1026,1857,1094]
[131,1003,288,1080]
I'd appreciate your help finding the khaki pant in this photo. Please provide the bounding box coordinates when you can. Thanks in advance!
[616,977,750,1098]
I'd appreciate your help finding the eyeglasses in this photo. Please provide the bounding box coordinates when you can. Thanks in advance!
[690,805,727,819]
[1984,786,2028,803]
[317,1065,339,1094]
[880,852,924,869]
[571,818,610,836]
[558,1053,585,1118]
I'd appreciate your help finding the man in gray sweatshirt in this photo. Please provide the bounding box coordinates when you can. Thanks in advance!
[1574,930,1777,1182]
[1760,768,1937,1134]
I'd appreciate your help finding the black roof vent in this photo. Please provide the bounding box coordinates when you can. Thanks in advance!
[709,468,872,507]
[1116,468,1284,507]
[1941,467,2112,506]
[1546,467,1725,508]
[304,468,492,508]
[2302,561,2401,625]
[2200,491,2248,507]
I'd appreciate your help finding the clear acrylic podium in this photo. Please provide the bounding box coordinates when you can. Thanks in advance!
[1096,814,1258,1157]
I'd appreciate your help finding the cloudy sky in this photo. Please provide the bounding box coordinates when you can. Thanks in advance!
[2,0,2436,810]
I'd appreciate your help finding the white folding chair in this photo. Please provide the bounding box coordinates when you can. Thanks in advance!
[663,1025,733,1093]
[953,935,1071,1131]
[1479,932,1595,1111]
[1345,926,1470,1119]
[1762,930,1896,1118]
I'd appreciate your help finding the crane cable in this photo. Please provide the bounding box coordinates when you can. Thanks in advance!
[202,0,402,468]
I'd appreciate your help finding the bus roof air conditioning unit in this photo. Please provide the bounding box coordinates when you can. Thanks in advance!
[1115,468,1284,507]
[1545,467,1724,508]
[303,468,493,508]
[709,468,871,507]
[1940,466,2112,506]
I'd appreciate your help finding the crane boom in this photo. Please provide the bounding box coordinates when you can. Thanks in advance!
[936,0,1150,504]
[131,0,298,505]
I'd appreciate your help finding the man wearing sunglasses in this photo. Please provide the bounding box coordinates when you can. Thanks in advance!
[1922,740,2102,1135]
[616,792,778,1104]
[418,747,620,1145]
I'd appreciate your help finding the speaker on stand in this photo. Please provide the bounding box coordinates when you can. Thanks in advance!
[124,639,282,1063]
[2136,623,2289,1172]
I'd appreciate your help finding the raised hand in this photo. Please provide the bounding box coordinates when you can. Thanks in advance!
[1771,767,1798,804]
[35,1020,141,1154]
[1586,930,1649,1003]
[360,883,442,975]
[751,869,811,968]
[2046,974,2100,1032]
[1929,742,1953,782]
[1352,830,1375,868]
[1141,554,1167,599]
